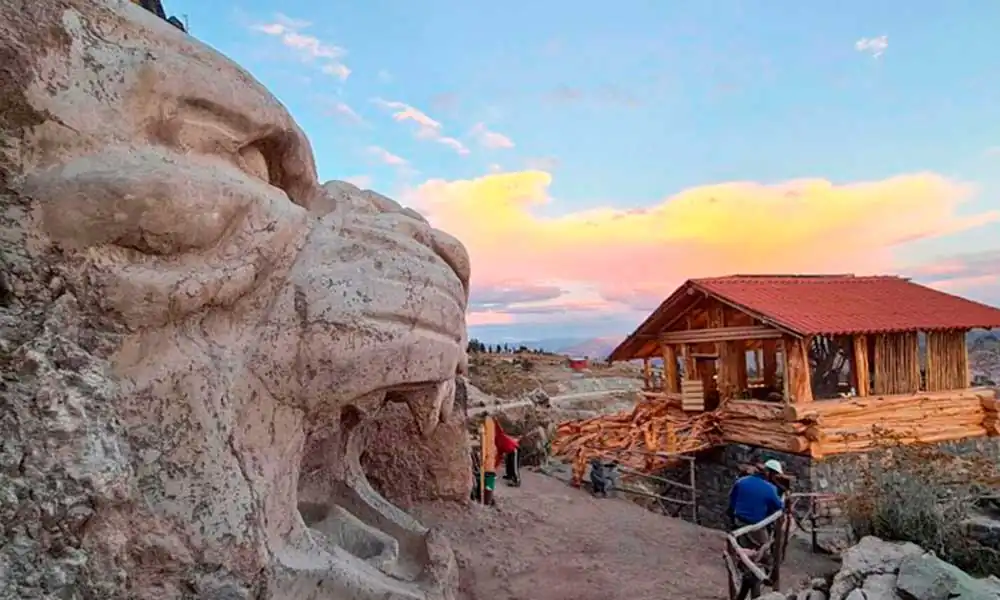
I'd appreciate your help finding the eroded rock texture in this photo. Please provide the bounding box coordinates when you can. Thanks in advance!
[0,2,471,598]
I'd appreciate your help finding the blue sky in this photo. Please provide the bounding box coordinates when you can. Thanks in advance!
[163,0,1000,343]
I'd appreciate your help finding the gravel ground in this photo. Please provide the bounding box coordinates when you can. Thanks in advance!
[413,471,839,600]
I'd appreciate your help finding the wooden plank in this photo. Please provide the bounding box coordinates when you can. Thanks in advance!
[681,344,696,379]
[681,378,705,411]
[785,336,813,404]
[782,387,994,421]
[852,334,869,397]
[733,340,748,392]
[660,325,782,345]
[762,339,778,387]
[663,344,679,394]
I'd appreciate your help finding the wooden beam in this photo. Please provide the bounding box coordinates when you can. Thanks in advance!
[852,334,869,397]
[733,340,748,392]
[662,344,679,394]
[785,336,813,403]
[762,339,778,387]
[660,325,782,345]
[681,344,696,379]
[642,358,651,389]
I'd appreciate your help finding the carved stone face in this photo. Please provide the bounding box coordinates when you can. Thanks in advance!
[2,2,468,598]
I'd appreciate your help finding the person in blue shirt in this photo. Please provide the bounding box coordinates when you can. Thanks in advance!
[727,459,785,546]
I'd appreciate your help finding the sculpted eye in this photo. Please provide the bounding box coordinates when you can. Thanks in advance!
[239,144,270,183]
[237,133,314,209]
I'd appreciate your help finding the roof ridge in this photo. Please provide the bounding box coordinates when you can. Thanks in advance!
[693,274,902,284]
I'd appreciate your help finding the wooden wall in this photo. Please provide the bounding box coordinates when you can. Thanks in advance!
[721,389,997,458]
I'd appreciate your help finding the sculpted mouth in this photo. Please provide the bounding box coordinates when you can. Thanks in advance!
[294,378,459,597]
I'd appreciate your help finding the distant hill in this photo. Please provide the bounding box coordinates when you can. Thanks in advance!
[508,329,1000,373]
[555,337,620,360]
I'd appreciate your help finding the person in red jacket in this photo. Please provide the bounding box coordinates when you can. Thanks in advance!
[495,424,521,487]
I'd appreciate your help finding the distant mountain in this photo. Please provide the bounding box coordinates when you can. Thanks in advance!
[555,337,620,359]
[498,329,1000,368]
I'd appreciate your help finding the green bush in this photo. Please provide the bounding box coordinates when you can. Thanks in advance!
[841,432,1000,576]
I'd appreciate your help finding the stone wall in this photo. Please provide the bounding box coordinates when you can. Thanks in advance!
[673,444,811,529]
[677,437,1000,531]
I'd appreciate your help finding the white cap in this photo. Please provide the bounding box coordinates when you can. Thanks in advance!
[763,459,783,475]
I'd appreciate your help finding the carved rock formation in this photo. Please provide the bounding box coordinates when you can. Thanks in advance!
[0,2,470,598]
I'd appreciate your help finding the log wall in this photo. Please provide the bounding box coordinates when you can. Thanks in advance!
[719,388,998,458]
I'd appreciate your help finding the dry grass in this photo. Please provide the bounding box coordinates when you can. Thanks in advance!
[841,428,1000,576]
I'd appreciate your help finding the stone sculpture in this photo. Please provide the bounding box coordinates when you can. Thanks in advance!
[0,2,471,598]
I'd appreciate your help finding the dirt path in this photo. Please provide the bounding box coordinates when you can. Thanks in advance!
[466,388,632,417]
[413,471,838,600]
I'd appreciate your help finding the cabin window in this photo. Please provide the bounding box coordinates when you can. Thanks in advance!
[808,335,855,399]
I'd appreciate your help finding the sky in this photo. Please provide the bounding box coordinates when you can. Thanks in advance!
[166,0,1000,343]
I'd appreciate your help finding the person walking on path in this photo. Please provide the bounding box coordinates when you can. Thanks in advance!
[495,423,521,487]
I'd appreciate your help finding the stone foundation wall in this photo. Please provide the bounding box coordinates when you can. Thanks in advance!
[676,437,1000,531]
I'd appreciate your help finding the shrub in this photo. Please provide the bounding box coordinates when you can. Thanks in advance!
[841,429,1000,576]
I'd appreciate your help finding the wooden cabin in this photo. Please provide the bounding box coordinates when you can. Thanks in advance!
[608,275,1000,459]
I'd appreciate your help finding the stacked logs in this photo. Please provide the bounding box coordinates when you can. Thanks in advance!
[784,389,995,458]
[982,394,999,437]
[718,400,809,454]
[551,398,720,485]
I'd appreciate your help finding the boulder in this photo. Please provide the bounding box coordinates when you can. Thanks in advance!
[0,2,470,598]
[829,537,923,600]
[896,553,1000,600]
[860,573,902,600]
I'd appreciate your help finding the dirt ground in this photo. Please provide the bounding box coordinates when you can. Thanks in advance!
[413,471,839,600]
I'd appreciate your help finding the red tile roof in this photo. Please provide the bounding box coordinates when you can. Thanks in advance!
[608,274,1000,362]
[692,275,1000,336]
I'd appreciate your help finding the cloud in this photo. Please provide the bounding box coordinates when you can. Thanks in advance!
[377,69,393,83]
[373,98,441,130]
[470,283,565,309]
[327,101,364,125]
[470,123,515,150]
[406,171,1000,326]
[905,251,1000,302]
[253,13,351,80]
[371,98,470,155]
[855,35,888,59]
[367,146,409,168]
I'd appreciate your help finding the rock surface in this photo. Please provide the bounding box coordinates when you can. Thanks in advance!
[0,2,470,599]
[781,537,1000,600]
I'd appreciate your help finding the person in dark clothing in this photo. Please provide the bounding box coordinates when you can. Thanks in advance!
[589,458,620,497]
[728,459,784,535]
[727,459,785,599]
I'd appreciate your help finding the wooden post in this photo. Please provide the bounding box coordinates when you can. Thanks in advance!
[732,340,748,393]
[785,336,813,403]
[642,358,652,390]
[762,340,777,387]
[682,344,696,379]
[663,344,679,393]
[852,335,869,397]
[480,417,497,504]
[711,306,730,398]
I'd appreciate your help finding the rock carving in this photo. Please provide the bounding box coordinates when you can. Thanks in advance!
[0,2,470,598]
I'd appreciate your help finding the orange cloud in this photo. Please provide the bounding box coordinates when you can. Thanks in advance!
[406,171,1000,316]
